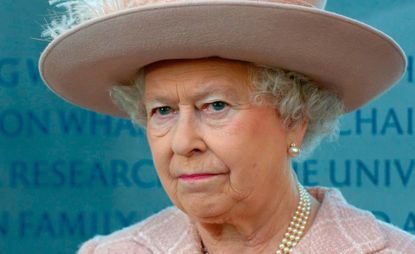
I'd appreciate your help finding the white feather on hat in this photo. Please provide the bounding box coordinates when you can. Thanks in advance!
[43,0,180,39]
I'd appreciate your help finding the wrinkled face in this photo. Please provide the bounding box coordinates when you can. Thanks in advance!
[144,58,294,220]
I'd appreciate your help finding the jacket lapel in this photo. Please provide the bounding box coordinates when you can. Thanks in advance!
[133,207,202,254]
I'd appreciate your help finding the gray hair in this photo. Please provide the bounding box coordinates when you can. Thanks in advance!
[109,61,344,157]
[248,64,344,156]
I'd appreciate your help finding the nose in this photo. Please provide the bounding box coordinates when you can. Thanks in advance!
[171,108,207,156]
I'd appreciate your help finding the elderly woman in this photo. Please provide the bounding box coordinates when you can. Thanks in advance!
[40,0,415,253]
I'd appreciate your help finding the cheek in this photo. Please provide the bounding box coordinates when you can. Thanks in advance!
[148,137,182,204]
[211,108,286,154]
[206,109,288,185]
[147,135,173,183]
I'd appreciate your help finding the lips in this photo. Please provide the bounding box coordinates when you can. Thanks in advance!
[178,173,222,181]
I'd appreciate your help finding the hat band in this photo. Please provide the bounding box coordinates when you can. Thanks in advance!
[273,0,314,8]
[133,0,316,8]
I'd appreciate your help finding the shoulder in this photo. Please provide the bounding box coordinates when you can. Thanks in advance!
[77,235,151,254]
[296,187,415,254]
[376,220,415,253]
[77,207,198,254]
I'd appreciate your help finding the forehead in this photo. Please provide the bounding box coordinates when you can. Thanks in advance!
[143,58,252,100]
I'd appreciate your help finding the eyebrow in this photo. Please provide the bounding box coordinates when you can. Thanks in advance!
[144,77,245,107]
[192,82,241,101]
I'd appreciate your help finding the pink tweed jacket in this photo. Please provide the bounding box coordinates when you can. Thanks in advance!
[77,187,415,253]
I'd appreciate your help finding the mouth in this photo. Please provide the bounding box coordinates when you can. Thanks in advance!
[178,173,224,181]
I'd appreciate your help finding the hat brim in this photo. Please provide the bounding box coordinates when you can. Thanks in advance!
[39,1,406,118]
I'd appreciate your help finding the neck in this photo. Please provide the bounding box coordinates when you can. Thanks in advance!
[195,174,319,254]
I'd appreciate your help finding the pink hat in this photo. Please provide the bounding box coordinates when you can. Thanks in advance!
[39,0,406,118]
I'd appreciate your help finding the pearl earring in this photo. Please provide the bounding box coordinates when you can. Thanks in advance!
[288,143,301,157]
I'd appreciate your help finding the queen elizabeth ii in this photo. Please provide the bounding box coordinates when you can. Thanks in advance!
[39,0,415,253]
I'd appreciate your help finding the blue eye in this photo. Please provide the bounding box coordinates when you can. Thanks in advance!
[210,101,227,111]
[154,106,172,116]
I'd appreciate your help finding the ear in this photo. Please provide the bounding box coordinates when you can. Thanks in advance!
[288,119,308,148]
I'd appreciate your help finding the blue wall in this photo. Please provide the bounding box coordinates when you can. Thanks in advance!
[0,0,414,253]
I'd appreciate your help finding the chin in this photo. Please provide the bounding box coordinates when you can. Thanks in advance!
[180,196,234,223]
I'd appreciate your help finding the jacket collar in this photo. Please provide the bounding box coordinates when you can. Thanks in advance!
[133,187,387,254]
[293,187,386,254]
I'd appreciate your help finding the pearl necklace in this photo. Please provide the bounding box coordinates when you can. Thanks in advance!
[202,184,311,254]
